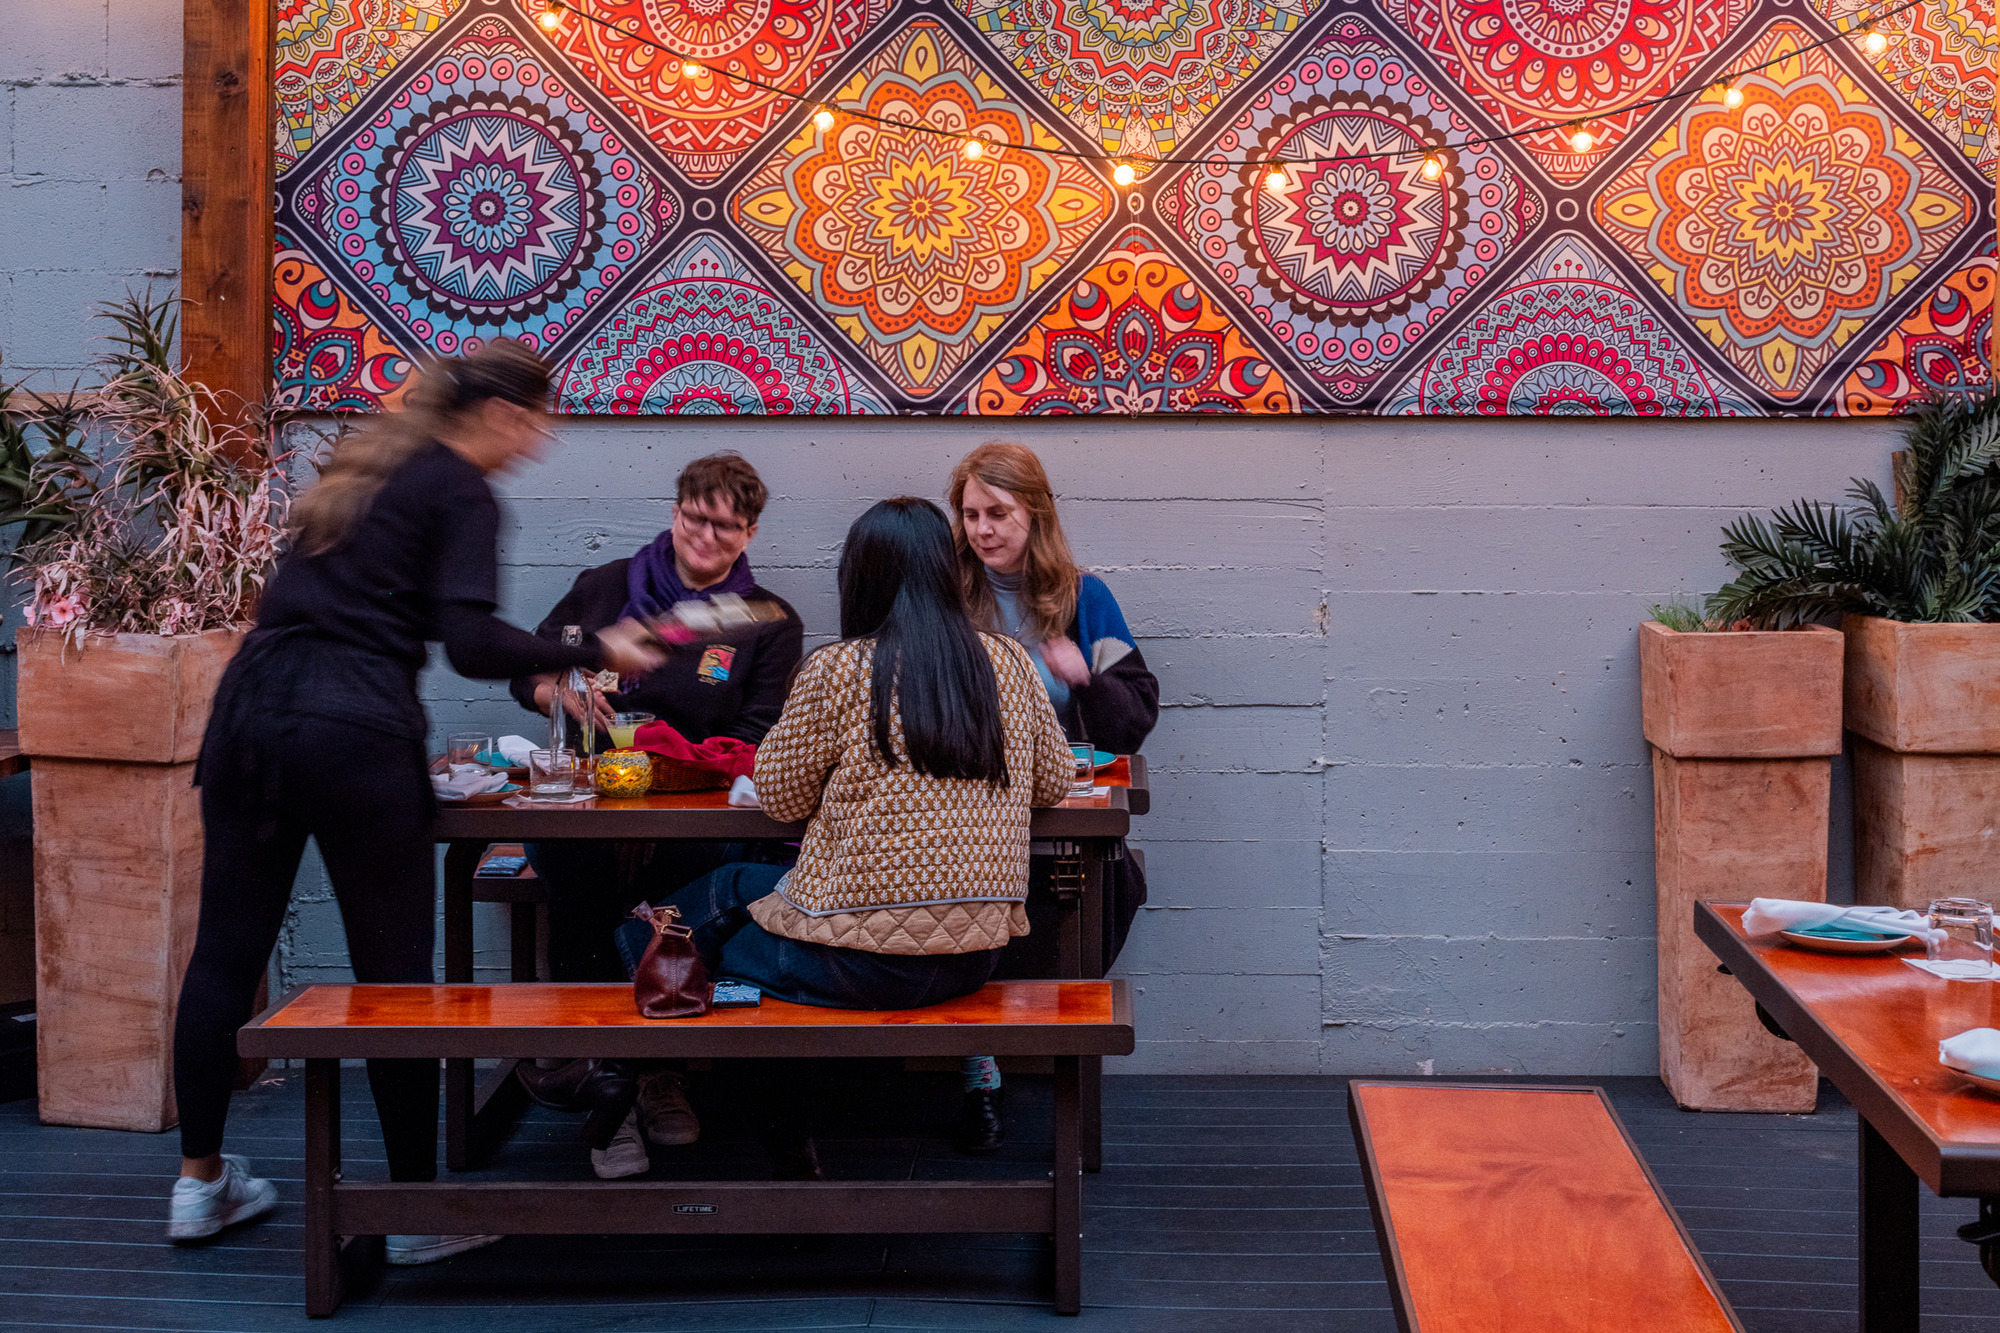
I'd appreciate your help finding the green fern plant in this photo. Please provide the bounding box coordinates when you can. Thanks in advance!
[1707,392,2000,628]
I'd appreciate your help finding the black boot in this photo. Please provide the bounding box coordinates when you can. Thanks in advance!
[954,1086,1005,1154]
[514,1058,636,1114]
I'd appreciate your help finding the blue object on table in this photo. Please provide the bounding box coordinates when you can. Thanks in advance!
[1789,922,1911,941]
[1091,750,1116,768]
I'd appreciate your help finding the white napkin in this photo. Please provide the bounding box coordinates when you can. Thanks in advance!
[1741,897,1931,939]
[1906,958,2000,981]
[431,766,509,801]
[494,735,537,765]
[1941,1028,2000,1076]
[728,775,761,808]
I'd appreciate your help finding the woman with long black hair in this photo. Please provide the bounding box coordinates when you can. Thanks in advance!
[608,497,1072,1176]
[167,341,661,1260]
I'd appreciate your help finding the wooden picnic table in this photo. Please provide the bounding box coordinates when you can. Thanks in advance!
[434,753,1149,1170]
[1697,901,2000,1332]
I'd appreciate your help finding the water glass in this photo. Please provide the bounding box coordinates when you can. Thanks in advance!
[1927,897,1995,977]
[446,731,489,767]
[527,748,577,799]
[1069,743,1096,798]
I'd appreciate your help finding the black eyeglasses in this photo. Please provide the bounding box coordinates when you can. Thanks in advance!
[676,507,748,538]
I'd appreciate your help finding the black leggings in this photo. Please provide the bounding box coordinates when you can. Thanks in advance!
[174,716,440,1180]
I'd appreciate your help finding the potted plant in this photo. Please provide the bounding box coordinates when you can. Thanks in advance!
[1640,600,1841,1112]
[4,293,284,1131]
[1706,391,2000,913]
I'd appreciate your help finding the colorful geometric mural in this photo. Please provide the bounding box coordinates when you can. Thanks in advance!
[274,0,1997,414]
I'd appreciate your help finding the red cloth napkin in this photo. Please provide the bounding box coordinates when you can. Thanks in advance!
[632,721,757,781]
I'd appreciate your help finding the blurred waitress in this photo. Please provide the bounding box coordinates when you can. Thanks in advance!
[166,341,661,1263]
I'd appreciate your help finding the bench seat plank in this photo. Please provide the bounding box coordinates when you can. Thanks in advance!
[242,980,1133,1060]
[1350,1083,1740,1333]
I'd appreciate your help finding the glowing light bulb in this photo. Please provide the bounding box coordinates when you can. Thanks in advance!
[961,137,985,160]
[1421,153,1442,181]
[682,60,704,76]
[812,106,835,132]
[535,5,562,30]
[1568,126,1594,153]
[1265,165,1287,192]
[1722,85,1744,109]
[1112,162,1137,187]
[1864,29,1888,53]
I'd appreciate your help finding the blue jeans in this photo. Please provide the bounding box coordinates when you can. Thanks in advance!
[614,862,999,1009]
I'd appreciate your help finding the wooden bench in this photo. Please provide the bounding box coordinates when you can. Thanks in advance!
[1347,1082,1743,1333]
[240,979,1133,1317]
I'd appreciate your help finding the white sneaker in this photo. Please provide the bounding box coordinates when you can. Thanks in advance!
[385,1233,504,1266]
[590,1108,650,1179]
[167,1154,278,1241]
[637,1069,700,1146]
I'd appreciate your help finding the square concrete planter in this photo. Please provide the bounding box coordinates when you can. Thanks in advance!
[17,629,242,1132]
[1844,614,2000,912]
[1642,620,1842,1113]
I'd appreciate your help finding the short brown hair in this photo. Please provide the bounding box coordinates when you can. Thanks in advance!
[677,452,767,524]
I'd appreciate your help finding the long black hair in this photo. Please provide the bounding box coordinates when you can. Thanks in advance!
[838,497,1009,785]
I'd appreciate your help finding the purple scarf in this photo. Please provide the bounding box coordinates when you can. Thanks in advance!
[621,531,755,622]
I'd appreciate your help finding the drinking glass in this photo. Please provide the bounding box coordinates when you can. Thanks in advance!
[446,731,489,767]
[607,711,655,750]
[528,748,577,799]
[1069,743,1096,798]
[1927,897,1995,977]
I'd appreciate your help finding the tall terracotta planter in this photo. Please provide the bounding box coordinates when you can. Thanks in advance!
[18,628,241,1131]
[1641,620,1842,1112]
[1844,614,2000,913]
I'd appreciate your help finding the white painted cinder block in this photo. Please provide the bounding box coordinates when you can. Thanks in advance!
[4,0,1914,1074]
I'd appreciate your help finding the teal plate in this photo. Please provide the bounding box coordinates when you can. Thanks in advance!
[1780,923,1914,954]
[1791,922,1910,941]
[1092,750,1116,768]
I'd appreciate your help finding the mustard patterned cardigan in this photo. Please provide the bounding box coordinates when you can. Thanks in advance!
[747,633,1074,955]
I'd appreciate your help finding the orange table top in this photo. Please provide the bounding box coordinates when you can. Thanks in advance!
[239,979,1135,1060]
[1696,903,2000,1195]
[1352,1083,1738,1333]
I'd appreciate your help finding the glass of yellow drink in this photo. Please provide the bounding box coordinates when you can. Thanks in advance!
[607,711,655,750]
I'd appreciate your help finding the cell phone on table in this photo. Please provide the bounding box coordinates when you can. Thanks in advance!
[476,854,528,877]
[712,982,762,1007]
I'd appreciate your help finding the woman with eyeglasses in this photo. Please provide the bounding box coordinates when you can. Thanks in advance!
[508,451,803,1175]
[169,341,663,1262]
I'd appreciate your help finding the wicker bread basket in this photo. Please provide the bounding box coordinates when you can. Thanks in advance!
[647,754,731,793]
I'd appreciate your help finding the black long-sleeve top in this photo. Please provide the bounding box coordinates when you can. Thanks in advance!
[243,440,602,740]
[508,558,803,748]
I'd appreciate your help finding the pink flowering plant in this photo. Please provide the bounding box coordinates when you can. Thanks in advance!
[4,292,287,648]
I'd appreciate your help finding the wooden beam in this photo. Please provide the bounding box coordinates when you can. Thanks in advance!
[181,0,272,442]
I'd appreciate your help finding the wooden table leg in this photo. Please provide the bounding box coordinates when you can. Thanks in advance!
[1860,1117,1921,1333]
[304,1059,343,1318]
[1079,851,1107,1173]
[442,842,480,1171]
[1053,1053,1082,1316]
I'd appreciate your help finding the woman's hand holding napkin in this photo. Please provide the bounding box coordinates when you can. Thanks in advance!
[432,764,509,801]
[1741,897,1932,939]
[1941,1028,2000,1079]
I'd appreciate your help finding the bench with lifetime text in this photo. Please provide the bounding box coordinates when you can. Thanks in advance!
[239,979,1134,1316]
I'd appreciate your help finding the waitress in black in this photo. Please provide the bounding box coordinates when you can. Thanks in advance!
[166,340,661,1263]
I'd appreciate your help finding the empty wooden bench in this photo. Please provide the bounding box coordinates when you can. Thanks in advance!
[1347,1082,1743,1332]
[240,979,1133,1316]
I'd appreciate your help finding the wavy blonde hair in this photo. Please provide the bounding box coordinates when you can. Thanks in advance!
[290,339,550,556]
[948,441,1079,643]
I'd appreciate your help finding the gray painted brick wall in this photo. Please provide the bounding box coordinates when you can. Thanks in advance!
[2,0,1903,1075]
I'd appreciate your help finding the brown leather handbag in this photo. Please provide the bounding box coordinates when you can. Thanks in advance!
[630,904,713,1019]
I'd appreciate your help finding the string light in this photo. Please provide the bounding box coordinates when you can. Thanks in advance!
[961,137,985,160]
[1112,161,1137,186]
[533,0,1925,175]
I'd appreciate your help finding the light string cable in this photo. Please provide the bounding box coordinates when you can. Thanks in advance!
[534,0,1922,177]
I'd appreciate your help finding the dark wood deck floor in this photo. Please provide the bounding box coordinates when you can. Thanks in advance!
[4,1071,1998,1330]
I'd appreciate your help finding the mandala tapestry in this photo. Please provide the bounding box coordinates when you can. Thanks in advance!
[273,0,1997,414]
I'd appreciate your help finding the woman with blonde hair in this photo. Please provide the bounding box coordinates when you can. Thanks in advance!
[946,441,1159,1151]
[168,341,662,1261]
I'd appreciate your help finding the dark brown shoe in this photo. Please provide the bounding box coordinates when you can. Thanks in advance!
[954,1087,1005,1155]
[770,1138,823,1181]
[514,1058,636,1114]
